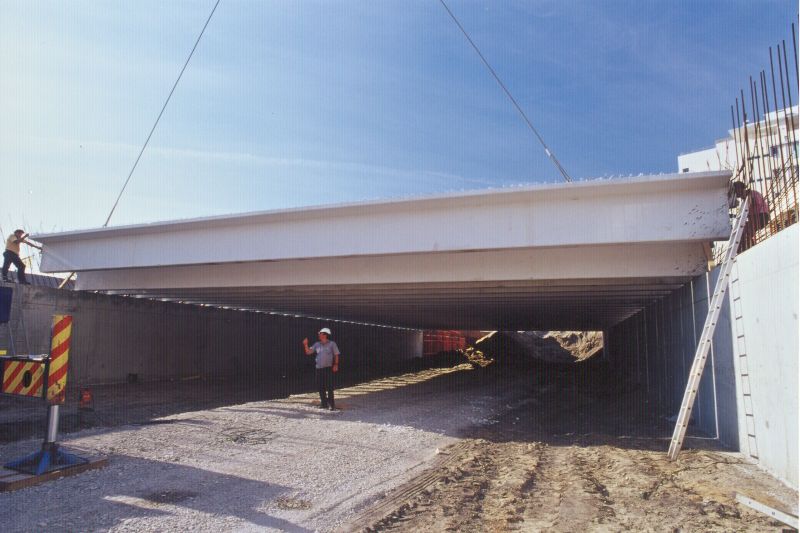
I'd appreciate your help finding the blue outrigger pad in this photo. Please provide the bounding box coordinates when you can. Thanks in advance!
[5,443,88,476]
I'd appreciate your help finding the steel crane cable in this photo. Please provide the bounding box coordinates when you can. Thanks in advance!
[437,0,573,183]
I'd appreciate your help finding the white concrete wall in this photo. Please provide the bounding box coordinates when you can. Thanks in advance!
[608,224,798,488]
[607,267,738,448]
[731,224,798,488]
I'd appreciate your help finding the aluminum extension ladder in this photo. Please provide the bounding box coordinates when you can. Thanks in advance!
[667,196,750,461]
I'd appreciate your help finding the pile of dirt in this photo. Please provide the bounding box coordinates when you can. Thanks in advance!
[459,346,494,368]
[470,331,531,366]
[472,330,603,365]
[544,330,603,361]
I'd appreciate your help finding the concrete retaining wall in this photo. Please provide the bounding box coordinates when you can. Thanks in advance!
[607,267,738,448]
[731,225,798,488]
[0,285,423,396]
[609,224,798,488]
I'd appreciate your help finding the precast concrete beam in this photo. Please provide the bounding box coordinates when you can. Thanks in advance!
[37,172,730,273]
[34,171,732,330]
[72,241,709,290]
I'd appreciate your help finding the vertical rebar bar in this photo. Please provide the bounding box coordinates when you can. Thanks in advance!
[734,97,744,178]
[760,71,785,229]
[738,90,756,249]
[793,23,799,85]
[739,92,752,184]
[778,43,799,223]
[781,39,799,196]
[750,77,772,244]
[770,46,795,223]
[782,39,795,108]
[731,105,740,171]
[764,56,785,220]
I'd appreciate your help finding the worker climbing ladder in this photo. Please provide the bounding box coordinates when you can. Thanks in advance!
[667,196,750,461]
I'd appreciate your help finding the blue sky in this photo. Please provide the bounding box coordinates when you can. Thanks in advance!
[0,1,796,234]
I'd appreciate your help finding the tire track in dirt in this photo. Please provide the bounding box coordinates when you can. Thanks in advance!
[342,439,543,532]
[344,435,793,532]
[518,445,618,531]
[340,358,796,533]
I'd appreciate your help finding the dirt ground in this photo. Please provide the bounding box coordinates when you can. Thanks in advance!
[344,361,797,532]
[0,359,795,532]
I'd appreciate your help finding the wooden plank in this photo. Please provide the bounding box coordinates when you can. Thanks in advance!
[0,467,23,480]
[0,455,108,492]
[736,493,799,529]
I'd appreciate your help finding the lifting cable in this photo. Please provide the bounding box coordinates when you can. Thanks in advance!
[58,0,222,288]
[104,0,222,227]
[437,0,573,183]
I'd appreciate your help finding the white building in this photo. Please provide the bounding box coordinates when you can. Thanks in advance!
[678,140,735,173]
[679,105,798,174]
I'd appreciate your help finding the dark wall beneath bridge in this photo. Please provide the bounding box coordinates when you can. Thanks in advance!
[0,285,423,395]
[606,266,738,449]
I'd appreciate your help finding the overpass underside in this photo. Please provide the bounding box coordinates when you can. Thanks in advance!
[89,274,693,331]
[37,172,731,331]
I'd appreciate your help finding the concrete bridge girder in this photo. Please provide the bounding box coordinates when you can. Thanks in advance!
[36,171,731,330]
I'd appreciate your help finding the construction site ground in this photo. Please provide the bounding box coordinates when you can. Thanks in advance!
[0,360,795,532]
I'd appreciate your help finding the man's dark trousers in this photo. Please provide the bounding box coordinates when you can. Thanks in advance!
[316,367,335,408]
[2,251,27,284]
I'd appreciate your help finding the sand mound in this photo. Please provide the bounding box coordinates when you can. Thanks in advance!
[543,330,603,361]
[473,331,603,364]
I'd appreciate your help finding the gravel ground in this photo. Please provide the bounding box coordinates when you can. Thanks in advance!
[0,364,522,532]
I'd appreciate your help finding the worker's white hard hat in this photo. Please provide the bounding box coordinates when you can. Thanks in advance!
[318,328,332,335]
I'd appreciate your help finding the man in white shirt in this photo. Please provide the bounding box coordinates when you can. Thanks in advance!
[302,328,341,411]
[3,230,41,285]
